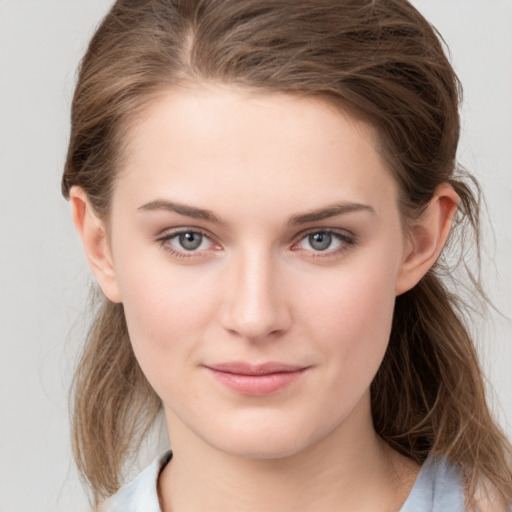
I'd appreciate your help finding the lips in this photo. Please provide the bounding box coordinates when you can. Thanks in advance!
[204,362,309,396]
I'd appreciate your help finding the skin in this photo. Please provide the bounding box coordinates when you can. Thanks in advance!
[72,84,458,512]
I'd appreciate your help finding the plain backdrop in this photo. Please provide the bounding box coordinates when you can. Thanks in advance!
[0,1,511,511]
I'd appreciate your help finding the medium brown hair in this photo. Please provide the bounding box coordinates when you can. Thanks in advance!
[62,0,512,506]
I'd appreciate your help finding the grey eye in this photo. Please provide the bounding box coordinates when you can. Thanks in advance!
[308,232,332,251]
[179,232,203,250]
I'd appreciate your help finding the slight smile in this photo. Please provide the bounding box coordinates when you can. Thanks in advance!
[204,362,311,396]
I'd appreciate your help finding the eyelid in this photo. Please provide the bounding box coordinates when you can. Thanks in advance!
[154,226,356,259]
[156,225,213,239]
[290,227,356,255]
[155,226,221,257]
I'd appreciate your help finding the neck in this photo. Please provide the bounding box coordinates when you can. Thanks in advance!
[158,397,418,512]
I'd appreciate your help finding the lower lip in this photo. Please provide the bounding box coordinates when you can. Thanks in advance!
[206,368,307,396]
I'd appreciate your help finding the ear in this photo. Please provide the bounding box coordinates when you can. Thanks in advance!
[395,183,459,295]
[70,186,122,303]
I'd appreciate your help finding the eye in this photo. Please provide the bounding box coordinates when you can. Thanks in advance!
[156,228,218,258]
[306,232,334,251]
[177,232,204,251]
[293,230,355,255]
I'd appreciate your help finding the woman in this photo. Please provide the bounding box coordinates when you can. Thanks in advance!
[62,0,512,510]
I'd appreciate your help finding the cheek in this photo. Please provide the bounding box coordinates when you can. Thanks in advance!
[296,251,400,381]
[115,263,218,384]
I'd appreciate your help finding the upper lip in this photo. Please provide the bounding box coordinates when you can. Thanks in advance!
[205,362,308,376]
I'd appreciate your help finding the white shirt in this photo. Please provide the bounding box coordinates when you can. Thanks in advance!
[101,451,465,512]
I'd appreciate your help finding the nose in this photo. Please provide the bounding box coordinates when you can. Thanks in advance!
[219,248,292,343]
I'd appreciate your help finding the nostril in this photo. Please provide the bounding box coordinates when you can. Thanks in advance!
[221,314,290,344]
[218,256,292,342]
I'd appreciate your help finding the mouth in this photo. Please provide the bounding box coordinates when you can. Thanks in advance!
[203,362,310,396]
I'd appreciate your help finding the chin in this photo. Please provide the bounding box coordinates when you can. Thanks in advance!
[214,436,309,461]
[194,414,331,462]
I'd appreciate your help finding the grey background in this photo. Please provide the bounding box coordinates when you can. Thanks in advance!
[1,1,511,511]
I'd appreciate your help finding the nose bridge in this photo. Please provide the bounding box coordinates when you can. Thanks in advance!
[220,243,290,341]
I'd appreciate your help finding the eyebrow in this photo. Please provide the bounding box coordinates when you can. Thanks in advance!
[137,199,375,225]
[138,199,224,224]
[288,202,375,225]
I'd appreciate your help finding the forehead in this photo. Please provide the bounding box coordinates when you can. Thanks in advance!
[114,84,398,218]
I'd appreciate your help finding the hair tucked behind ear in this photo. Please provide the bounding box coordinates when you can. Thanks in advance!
[63,0,512,507]
[71,293,161,500]
[373,175,511,504]
[374,274,512,500]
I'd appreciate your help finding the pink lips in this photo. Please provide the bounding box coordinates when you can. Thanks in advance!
[204,362,308,396]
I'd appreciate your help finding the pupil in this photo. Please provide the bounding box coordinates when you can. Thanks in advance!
[179,232,202,250]
[309,232,331,251]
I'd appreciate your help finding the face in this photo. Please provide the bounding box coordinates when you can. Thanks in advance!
[104,84,410,459]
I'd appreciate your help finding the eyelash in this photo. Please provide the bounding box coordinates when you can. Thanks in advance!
[156,228,219,259]
[291,229,356,258]
[155,227,356,259]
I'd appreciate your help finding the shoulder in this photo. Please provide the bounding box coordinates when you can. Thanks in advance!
[467,487,511,512]
[99,451,172,512]
[409,456,511,512]
[468,504,510,512]
[400,455,466,512]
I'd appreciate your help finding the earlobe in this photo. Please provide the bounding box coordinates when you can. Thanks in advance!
[70,186,122,303]
[395,183,459,296]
